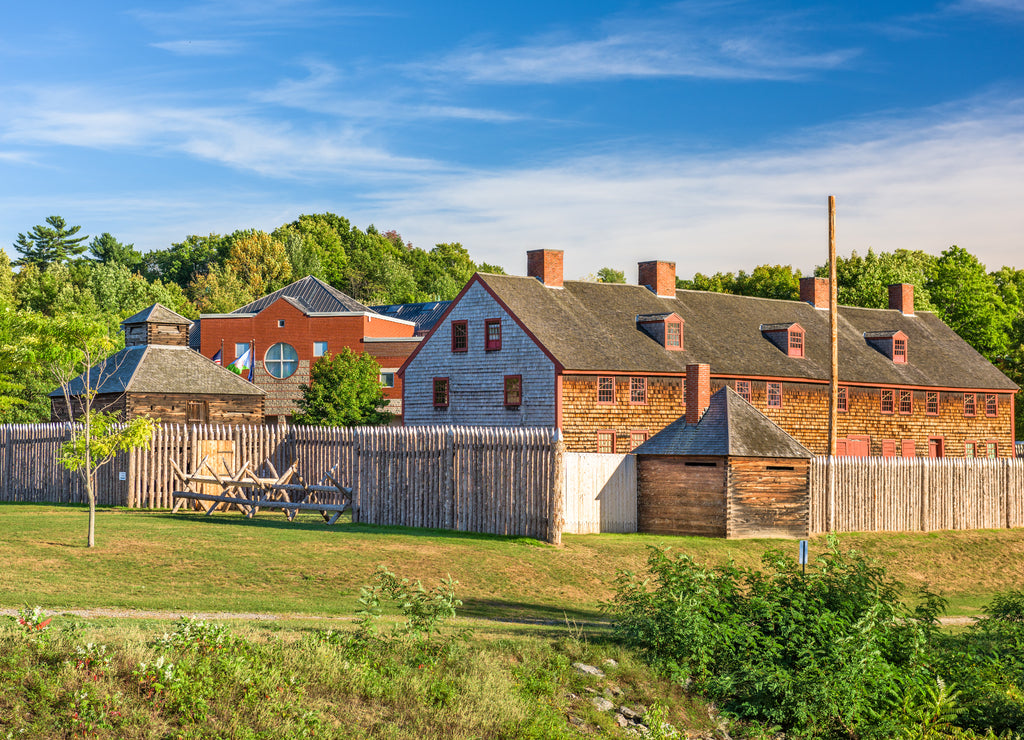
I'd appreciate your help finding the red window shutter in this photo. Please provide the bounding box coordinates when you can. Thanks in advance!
[881,439,897,457]
[901,439,916,457]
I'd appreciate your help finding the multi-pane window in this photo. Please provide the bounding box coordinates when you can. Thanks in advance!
[767,382,782,408]
[630,431,648,450]
[630,377,647,404]
[964,392,976,417]
[986,394,998,417]
[597,376,615,404]
[504,375,522,407]
[893,337,907,363]
[432,377,449,407]
[379,372,395,388]
[965,442,976,458]
[451,320,468,352]
[986,441,998,458]
[837,386,848,412]
[926,391,939,415]
[899,389,912,415]
[880,388,894,414]
[313,341,328,357]
[789,330,804,357]
[666,321,681,348]
[485,319,502,351]
[736,380,751,402]
[597,431,615,454]
[265,343,298,379]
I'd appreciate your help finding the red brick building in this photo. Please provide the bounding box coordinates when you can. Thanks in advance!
[400,250,1018,457]
[196,276,419,423]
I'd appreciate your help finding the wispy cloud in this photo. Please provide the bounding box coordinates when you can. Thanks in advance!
[950,0,1024,17]
[365,96,1024,275]
[151,39,244,56]
[0,85,441,180]
[130,0,387,33]
[415,2,860,84]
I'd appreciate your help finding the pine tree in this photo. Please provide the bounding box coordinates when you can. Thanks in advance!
[13,216,89,266]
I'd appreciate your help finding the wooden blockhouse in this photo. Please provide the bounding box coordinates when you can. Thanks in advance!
[634,364,812,539]
[50,304,266,424]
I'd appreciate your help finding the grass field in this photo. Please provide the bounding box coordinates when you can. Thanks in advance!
[3,503,1024,620]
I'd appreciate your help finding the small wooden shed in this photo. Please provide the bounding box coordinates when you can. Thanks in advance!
[50,304,266,424]
[634,383,812,539]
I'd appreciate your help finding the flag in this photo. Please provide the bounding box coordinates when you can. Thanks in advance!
[211,348,222,366]
[229,346,251,378]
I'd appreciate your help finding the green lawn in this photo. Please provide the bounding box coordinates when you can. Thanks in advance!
[3,503,1024,620]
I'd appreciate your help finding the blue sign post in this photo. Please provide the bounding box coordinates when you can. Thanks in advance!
[799,540,809,575]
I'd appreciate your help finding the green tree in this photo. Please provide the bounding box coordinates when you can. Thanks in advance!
[88,232,143,270]
[13,216,89,266]
[188,264,255,314]
[927,246,1009,358]
[0,249,13,303]
[814,248,937,310]
[597,267,626,283]
[277,229,323,281]
[144,233,229,289]
[275,213,352,288]
[223,230,293,297]
[294,349,391,427]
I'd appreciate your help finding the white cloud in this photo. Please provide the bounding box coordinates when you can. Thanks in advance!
[151,39,244,56]
[365,97,1024,277]
[414,3,860,84]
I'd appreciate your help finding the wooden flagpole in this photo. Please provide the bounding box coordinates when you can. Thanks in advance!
[827,196,838,532]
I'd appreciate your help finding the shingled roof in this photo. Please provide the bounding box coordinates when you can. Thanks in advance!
[49,345,266,398]
[633,386,812,458]
[231,275,374,315]
[121,304,192,327]
[473,274,1017,391]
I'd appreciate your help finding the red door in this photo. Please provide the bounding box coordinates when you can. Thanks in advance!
[928,437,944,458]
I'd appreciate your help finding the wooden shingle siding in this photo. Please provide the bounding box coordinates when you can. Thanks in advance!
[727,456,809,538]
[403,282,556,426]
[562,374,683,452]
[637,455,727,537]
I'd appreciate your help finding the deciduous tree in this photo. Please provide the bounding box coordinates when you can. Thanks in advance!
[294,349,391,427]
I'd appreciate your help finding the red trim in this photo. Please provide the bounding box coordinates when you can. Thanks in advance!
[596,429,616,454]
[898,389,912,415]
[986,440,998,458]
[629,430,649,449]
[555,372,563,430]
[397,274,481,378]
[901,439,916,457]
[926,391,939,416]
[767,381,782,408]
[432,377,449,408]
[503,374,522,407]
[928,436,945,458]
[985,393,998,417]
[837,385,848,412]
[451,320,468,352]
[485,318,502,351]
[473,276,564,372]
[964,392,977,417]
[880,388,894,414]
[735,379,751,402]
[629,377,647,405]
[881,439,897,457]
[597,376,615,404]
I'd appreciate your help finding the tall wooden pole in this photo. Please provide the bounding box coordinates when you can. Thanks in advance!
[827,196,838,532]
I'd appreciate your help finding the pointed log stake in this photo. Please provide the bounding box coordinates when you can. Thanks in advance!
[827,195,838,533]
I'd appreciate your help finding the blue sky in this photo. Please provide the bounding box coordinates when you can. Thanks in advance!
[2,0,1023,280]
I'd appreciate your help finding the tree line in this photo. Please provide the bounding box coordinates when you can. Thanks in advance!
[0,213,505,422]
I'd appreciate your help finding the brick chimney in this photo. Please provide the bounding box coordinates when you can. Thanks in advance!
[888,283,914,316]
[685,363,711,425]
[527,249,564,288]
[638,260,676,298]
[800,277,830,309]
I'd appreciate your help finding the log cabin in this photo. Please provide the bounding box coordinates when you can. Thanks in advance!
[50,304,265,424]
[399,249,1018,457]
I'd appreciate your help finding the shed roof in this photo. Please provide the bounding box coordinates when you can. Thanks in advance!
[472,274,1017,391]
[633,386,812,458]
[49,345,266,398]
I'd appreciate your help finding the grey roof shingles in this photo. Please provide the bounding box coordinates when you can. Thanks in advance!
[121,304,193,327]
[232,275,373,315]
[475,274,1017,391]
[633,386,812,458]
[49,345,266,398]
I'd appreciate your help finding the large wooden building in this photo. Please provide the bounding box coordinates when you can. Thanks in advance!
[194,276,420,424]
[399,249,1018,457]
[50,304,265,424]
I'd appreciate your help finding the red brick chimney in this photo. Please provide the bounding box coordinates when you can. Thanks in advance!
[527,249,564,288]
[685,363,711,425]
[888,283,914,316]
[800,277,830,309]
[638,261,676,298]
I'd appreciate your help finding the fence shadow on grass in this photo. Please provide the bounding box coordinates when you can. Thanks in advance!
[458,597,608,629]
[152,510,556,546]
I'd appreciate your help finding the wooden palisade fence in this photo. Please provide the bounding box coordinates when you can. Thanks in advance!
[0,423,566,543]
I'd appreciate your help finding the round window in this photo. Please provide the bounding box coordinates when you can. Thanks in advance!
[264,342,298,379]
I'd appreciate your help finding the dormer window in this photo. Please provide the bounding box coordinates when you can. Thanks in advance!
[636,313,683,351]
[865,330,908,364]
[760,323,805,358]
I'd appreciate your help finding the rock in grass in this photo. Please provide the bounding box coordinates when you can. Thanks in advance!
[592,696,615,712]
[573,662,606,677]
